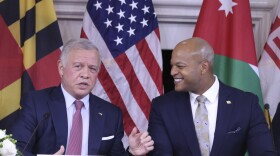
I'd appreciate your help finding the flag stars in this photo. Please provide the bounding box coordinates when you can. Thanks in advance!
[127,27,135,36]
[94,1,102,10]
[115,23,124,32]
[117,9,125,19]
[114,36,123,45]
[218,0,238,17]
[128,14,137,24]
[142,5,150,14]
[106,5,114,15]
[104,18,112,28]
[118,0,126,5]
[140,18,148,27]
[129,1,138,10]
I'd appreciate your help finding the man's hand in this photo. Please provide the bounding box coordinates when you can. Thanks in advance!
[128,127,154,156]
[54,145,65,155]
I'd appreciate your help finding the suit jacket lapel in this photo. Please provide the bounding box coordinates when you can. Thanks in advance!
[210,82,234,156]
[176,92,201,156]
[48,86,68,150]
[88,94,105,154]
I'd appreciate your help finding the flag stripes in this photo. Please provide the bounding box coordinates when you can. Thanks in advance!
[115,53,151,119]
[98,64,137,132]
[264,37,280,69]
[126,45,161,101]
[135,36,163,94]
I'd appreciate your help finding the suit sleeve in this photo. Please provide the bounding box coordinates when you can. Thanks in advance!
[10,92,38,156]
[148,98,173,156]
[247,94,276,155]
[272,104,280,155]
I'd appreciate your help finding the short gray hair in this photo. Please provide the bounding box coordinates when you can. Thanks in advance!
[60,38,100,66]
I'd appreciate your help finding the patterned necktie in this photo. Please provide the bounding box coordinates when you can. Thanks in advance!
[66,100,84,155]
[194,95,210,156]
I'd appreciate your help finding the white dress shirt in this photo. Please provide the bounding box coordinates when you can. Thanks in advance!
[190,75,219,150]
[61,85,90,155]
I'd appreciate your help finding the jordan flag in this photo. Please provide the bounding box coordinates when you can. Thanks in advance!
[193,0,263,107]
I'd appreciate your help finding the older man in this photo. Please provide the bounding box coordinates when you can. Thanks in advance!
[11,38,153,155]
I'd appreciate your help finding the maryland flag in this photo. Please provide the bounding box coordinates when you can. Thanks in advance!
[0,0,62,128]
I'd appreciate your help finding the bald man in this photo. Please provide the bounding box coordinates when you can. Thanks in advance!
[148,37,275,156]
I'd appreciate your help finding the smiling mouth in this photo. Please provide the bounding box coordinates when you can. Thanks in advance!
[174,78,183,83]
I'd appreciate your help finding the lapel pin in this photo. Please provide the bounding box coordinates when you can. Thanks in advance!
[226,100,232,104]
[98,112,103,116]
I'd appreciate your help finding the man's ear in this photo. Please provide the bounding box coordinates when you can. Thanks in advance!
[57,60,64,78]
[200,60,209,74]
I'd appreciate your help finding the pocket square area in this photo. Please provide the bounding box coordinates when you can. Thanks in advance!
[227,127,242,134]
[102,135,114,140]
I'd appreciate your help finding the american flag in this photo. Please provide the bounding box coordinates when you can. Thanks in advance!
[81,0,163,146]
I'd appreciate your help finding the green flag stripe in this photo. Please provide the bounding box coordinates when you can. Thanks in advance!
[214,54,263,108]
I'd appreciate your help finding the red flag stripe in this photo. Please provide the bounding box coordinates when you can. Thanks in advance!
[154,27,161,40]
[136,35,163,94]
[270,17,280,33]
[263,39,280,70]
[273,35,280,51]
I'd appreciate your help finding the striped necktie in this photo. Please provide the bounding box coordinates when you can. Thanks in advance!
[66,100,84,155]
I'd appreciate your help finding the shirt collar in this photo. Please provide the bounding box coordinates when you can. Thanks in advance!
[189,75,219,104]
[61,84,90,110]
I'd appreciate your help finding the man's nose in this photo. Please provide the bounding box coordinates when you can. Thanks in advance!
[170,66,177,76]
[80,67,90,78]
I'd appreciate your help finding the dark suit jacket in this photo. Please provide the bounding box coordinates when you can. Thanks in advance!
[272,103,280,155]
[10,85,127,156]
[148,81,275,156]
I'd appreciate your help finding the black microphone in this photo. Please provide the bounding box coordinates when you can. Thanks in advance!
[22,112,50,154]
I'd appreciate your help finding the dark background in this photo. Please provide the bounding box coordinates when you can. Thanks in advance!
[162,50,174,93]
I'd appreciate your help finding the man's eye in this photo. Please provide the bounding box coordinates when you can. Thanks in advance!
[177,65,185,69]
[74,64,81,69]
[90,67,98,73]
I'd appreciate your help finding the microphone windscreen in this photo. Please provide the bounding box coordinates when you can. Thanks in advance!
[264,103,270,110]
